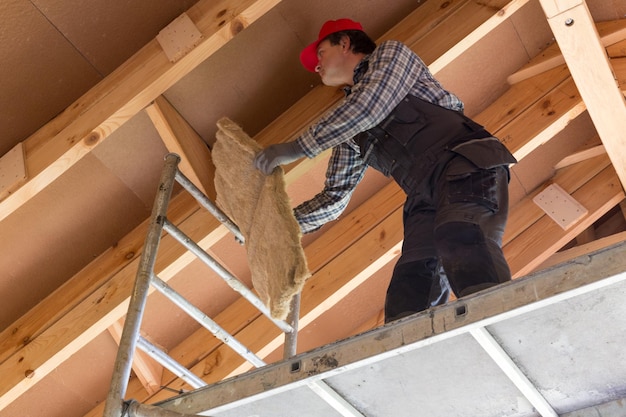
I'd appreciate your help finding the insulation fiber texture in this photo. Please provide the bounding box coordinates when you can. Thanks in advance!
[212,118,310,320]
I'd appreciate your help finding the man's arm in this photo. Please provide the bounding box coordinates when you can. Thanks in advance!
[294,144,367,233]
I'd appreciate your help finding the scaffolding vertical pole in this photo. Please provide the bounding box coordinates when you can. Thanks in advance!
[103,153,180,417]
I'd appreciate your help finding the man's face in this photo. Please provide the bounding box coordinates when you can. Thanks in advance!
[315,38,352,87]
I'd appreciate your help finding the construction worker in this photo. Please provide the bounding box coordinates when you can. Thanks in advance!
[254,18,516,322]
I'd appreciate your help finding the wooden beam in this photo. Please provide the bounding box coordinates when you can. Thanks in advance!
[554,143,605,170]
[108,320,163,395]
[535,230,626,271]
[378,0,471,46]
[428,0,531,75]
[146,96,216,199]
[539,0,626,190]
[0,143,27,201]
[0,205,229,410]
[505,154,611,246]
[606,38,626,58]
[505,165,624,277]
[0,0,281,223]
[0,191,198,366]
[497,76,586,161]
[507,19,626,84]
[474,64,572,132]
[507,42,565,85]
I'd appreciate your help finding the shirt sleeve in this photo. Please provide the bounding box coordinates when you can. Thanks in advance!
[294,143,367,233]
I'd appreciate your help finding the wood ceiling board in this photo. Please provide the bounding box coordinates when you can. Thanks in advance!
[0,154,150,330]
[1,333,118,417]
[435,20,534,117]
[91,111,169,207]
[509,112,597,202]
[163,0,419,149]
[509,0,557,60]
[0,0,102,156]
[275,0,420,47]
[30,0,200,76]
[0,0,284,225]
[587,0,626,21]
[508,19,626,85]
[412,1,502,66]
[161,6,315,148]
[0,191,200,372]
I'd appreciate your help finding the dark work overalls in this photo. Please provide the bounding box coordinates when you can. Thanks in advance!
[354,94,517,322]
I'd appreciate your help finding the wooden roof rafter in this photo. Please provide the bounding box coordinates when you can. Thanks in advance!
[0,0,281,223]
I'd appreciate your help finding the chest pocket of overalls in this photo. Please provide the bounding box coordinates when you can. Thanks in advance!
[378,96,427,147]
[354,97,427,183]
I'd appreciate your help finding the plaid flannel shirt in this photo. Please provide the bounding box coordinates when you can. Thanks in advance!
[294,40,464,233]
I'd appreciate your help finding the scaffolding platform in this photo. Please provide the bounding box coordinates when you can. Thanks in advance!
[152,241,626,417]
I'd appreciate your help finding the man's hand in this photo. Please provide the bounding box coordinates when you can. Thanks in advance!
[254,141,306,175]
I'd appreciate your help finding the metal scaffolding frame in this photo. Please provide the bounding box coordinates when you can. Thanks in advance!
[103,153,300,417]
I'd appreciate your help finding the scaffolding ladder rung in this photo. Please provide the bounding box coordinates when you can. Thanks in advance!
[174,169,244,243]
[136,336,207,390]
[150,274,267,368]
[162,219,294,334]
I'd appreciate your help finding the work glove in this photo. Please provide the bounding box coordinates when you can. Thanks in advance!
[254,141,306,175]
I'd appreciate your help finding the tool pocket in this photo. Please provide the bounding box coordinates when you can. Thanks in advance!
[445,157,499,212]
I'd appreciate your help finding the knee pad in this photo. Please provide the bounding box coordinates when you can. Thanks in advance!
[434,221,484,254]
[433,221,506,295]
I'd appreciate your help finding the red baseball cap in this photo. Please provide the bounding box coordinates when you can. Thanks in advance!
[299,18,364,72]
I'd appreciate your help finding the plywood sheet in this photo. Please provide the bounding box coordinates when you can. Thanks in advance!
[0,142,27,200]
